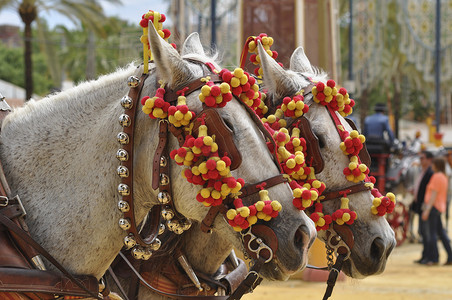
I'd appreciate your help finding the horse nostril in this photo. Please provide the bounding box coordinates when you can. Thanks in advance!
[370,237,387,261]
[294,225,314,250]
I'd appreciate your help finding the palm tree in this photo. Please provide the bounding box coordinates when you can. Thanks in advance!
[0,0,121,100]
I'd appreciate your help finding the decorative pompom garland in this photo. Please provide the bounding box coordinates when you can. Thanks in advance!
[371,192,396,216]
[226,188,282,232]
[343,156,370,183]
[141,85,171,119]
[312,80,355,117]
[332,196,357,225]
[244,33,281,77]
[198,77,233,108]
[310,202,333,231]
[139,10,175,74]
[168,87,196,127]
[339,129,366,156]
[281,94,309,119]
[219,68,262,110]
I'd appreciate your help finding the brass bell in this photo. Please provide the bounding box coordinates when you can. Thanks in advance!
[132,246,152,260]
[157,191,171,204]
[150,238,161,251]
[127,76,140,88]
[181,219,192,231]
[167,219,179,232]
[117,183,130,196]
[124,234,137,249]
[174,226,185,235]
[116,149,129,162]
[120,95,133,109]
[160,173,170,186]
[117,166,129,178]
[161,207,174,220]
[117,132,129,145]
[119,114,131,127]
[160,156,167,167]
[117,200,130,212]
[158,223,165,235]
[118,218,131,230]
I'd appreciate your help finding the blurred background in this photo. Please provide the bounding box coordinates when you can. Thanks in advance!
[0,0,451,146]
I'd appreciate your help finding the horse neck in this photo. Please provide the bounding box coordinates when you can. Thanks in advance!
[0,64,159,279]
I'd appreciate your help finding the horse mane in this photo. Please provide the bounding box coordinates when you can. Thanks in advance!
[3,63,142,131]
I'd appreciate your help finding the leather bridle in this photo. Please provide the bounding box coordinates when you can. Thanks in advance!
[117,60,293,299]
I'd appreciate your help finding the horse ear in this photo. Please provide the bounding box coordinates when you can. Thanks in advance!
[148,23,194,87]
[290,47,314,73]
[181,32,205,56]
[257,41,299,100]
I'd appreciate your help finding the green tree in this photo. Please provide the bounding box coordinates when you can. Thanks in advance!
[55,17,140,84]
[0,0,121,100]
[0,42,54,95]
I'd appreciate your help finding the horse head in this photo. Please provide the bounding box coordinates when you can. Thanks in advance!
[129,24,317,283]
[257,43,396,278]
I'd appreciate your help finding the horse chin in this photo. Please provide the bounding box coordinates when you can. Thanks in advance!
[341,253,388,279]
[259,258,304,281]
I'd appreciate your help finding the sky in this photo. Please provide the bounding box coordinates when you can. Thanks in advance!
[0,0,170,28]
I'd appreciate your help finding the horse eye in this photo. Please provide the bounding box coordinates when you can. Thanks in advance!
[315,133,326,149]
[223,119,234,132]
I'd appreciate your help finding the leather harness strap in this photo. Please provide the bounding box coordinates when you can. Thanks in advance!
[320,182,372,202]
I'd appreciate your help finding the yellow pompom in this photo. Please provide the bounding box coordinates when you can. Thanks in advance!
[233,68,244,78]
[226,209,237,220]
[220,82,230,93]
[237,206,250,217]
[201,85,211,96]
[271,201,282,211]
[231,77,240,88]
[255,200,265,211]
[200,188,211,198]
[372,198,382,206]
[247,215,258,225]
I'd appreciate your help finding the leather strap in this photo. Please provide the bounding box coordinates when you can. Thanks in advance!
[239,175,287,198]
[119,252,229,300]
[296,116,324,173]
[320,182,371,202]
[322,253,346,300]
[226,258,264,300]
[0,214,101,299]
[107,266,130,300]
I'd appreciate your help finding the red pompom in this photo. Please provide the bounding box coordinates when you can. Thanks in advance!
[141,96,150,106]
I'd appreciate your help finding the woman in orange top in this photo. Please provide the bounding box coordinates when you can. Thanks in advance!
[422,157,452,265]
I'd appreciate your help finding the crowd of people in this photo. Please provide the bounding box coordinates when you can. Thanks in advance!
[363,102,452,266]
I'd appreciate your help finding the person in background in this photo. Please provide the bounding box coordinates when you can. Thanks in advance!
[363,102,395,152]
[410,130,422,153]
[412,151,434,258]
[421,156,452,266]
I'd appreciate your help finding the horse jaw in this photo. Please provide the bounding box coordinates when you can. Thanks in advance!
[181,32,205,56]
[289,47,314,73]
[147,22,195,89]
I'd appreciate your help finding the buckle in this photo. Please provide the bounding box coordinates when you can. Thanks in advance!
[10,195,26,217]
[0,196,8,207]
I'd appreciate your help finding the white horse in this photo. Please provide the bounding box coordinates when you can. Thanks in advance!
[0,20,317,300]
[110,35,397,300]
[257,42,396,278]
